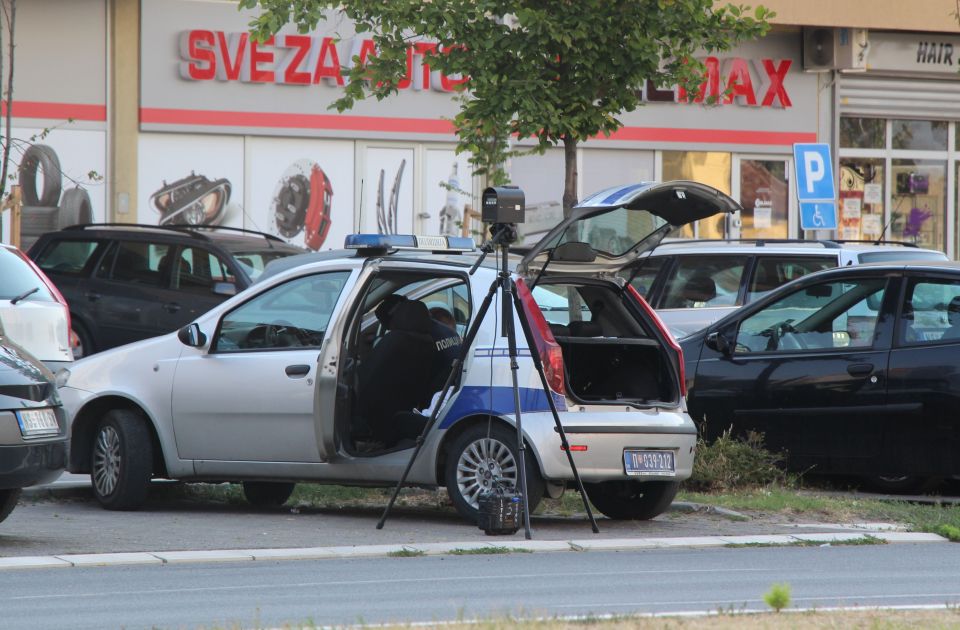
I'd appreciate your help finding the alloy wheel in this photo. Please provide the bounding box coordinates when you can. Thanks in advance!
[93,425,122,497]
[456,436,518,509]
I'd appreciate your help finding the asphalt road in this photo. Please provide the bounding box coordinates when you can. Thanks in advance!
[4,543,960,629]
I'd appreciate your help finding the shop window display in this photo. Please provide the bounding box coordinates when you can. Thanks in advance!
[662,151,731,238]
[739,159,788,239]
[839,159,885,242]
[890,159,945,251]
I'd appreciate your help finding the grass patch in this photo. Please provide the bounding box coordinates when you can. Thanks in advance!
[387,548,425,558]
[726,534,886,548]
[686,429,795,493]
[448,546,533,555]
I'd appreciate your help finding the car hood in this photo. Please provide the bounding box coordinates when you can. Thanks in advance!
[517,180,740,278]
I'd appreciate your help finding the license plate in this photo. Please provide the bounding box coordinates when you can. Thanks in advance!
[623,450,675,476]
[16,408,59,438]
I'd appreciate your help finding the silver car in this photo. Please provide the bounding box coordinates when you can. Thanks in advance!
[57,181,737,523]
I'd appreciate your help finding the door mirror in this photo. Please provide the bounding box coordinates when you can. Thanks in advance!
[177,323,207,348]
[705,330,731,356]
[213,281,237,297]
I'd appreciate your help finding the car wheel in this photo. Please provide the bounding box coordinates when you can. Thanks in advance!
[584,480,680,520]
[0,488,21,524]
[862,475,933,495]
[242,481,296,507]
[71,320,95,359]
[444,423,544,524]
[91,409,153,511]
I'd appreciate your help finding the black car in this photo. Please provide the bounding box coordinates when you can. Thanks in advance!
[0,336,68,523]
[27,224,304,357]
[681,261,960,492]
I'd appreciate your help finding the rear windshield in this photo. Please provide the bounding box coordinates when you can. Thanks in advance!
[0,248,55,301]
[223,247,302,281]
[546,207,669,257]
[857,250,948,264]
[34,239,102,276]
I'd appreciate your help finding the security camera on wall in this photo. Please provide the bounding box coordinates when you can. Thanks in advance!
[803,27,869,72]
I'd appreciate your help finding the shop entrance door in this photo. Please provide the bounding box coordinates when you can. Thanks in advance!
[732,156,794,240]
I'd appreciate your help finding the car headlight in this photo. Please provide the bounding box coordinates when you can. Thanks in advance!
[54,368,71,388]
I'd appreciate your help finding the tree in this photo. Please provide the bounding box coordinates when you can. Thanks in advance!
[0,0,14,201]
[241,0,772,212]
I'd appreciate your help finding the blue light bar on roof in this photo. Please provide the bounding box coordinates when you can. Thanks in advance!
[344,233,475,252]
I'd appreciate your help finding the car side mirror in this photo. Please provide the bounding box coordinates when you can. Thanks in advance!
[705,330,731,356]
[213,281,237,297]
[177,323,207,348]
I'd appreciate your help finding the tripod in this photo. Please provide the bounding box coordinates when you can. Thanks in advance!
[377,223,600,538]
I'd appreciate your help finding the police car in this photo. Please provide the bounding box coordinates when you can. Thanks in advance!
[56,181,738,523]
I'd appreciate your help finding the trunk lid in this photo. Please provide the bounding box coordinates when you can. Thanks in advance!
[517,180,740,278]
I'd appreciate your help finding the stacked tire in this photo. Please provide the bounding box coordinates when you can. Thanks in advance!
[18,144,92,249]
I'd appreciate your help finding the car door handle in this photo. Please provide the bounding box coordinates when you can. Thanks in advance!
[847,363,874,376]
[85,291,101,301]
[285,364,311,378]
[162,302,181,313]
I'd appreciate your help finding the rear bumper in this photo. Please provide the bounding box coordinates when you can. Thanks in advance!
[0,440,69,489]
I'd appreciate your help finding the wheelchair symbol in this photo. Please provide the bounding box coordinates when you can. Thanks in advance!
[811,207,826,227]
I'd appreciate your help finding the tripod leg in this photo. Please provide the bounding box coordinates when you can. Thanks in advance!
[377,273,502,530]
[511,284,601,533]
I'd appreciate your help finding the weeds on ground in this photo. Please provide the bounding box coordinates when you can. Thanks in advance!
[449,546,533,555]
[685,429,795,493]
[763,582,792,612]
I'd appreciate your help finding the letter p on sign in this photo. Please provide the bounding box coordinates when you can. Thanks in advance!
[793,143,835,201]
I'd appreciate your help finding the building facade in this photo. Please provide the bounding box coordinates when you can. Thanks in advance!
[2,0,960,257]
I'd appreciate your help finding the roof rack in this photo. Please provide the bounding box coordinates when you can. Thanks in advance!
[664,238,843,249]
[63,223,285,245]
[828,239,918,248]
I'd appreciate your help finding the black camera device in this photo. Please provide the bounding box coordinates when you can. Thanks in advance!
[477,481,523,535]
[482,186,525,224]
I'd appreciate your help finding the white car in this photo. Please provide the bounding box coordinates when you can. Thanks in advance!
[0,243,73,369]
[57,181,738,523]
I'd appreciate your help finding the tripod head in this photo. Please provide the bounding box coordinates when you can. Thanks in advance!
[469,222,518,275]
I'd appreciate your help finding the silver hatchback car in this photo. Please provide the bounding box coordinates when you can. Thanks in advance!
[58,181,738,524]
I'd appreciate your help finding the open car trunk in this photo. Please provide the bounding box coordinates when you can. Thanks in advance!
[533,279,680,407]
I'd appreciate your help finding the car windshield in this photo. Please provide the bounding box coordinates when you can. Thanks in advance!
[0,248,54,302]
[225,247,301,281]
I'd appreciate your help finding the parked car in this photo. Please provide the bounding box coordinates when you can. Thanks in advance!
[27,224,304,357]
[680,260,960,492]
[0,336,68,523]
[0,242,73,369]
[623,239,947,338]
[57,180,738,523]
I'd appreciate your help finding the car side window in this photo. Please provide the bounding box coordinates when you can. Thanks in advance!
[620,256,666,300]
[660,255,748,309]
[746,256,836,303]
[215,271,350,352]
[33,239,103,276]
[899,278,960,345]
[96,240,169,286]
[531,285,592,331]
[735,277,888,354]
[171,246,235,294]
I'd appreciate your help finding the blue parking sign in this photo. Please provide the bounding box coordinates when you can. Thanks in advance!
[800,201,838,230]
[793,143,836,201]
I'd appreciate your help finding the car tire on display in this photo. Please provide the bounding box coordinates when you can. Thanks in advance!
[242,481,296,507]
[19,144,62,207]
[444,423,545,524]
[71,320,95,359]
[0,488,21,524]
[58,187,94,229]
[91,409,153,511]
[584,479,680,520]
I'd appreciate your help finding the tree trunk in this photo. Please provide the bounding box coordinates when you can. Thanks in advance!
[561,134,578,217]
[0,1,14,202]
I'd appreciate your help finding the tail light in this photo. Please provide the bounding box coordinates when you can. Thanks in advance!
[14,248,73,348]
[514,278,566,396]
[626,284,686,398]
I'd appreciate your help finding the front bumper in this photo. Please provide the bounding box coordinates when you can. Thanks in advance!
[0,440,68,489]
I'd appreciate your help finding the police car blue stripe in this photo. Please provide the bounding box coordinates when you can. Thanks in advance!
[439,385,565,429]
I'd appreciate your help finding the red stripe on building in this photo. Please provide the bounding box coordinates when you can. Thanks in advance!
[140,107,457,134]
[1,101,106,121]
[141,106,817,146]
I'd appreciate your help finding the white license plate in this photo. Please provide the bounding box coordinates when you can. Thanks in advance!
[16,408,59,438]
[623,449,675,476]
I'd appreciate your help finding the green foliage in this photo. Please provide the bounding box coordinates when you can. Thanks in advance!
[238,0,772,205]
[387,548,425,557]
[933,524,960,542]
[763,582,791,613]
[685,429,793,492]
[449,546,532,555]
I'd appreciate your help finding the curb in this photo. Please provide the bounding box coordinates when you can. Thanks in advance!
[0,531,947,571]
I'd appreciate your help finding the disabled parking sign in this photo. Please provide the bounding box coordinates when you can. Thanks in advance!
[793,143,838,230]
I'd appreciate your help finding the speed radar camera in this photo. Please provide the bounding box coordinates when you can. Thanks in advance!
[482,186,525,224]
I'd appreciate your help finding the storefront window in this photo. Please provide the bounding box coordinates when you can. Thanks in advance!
[739,159,788,239]
[892,120,948,151]
[839,158,885,241]
[890,159,946,250]
[840,118,885,149]
[662,151,731,238]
